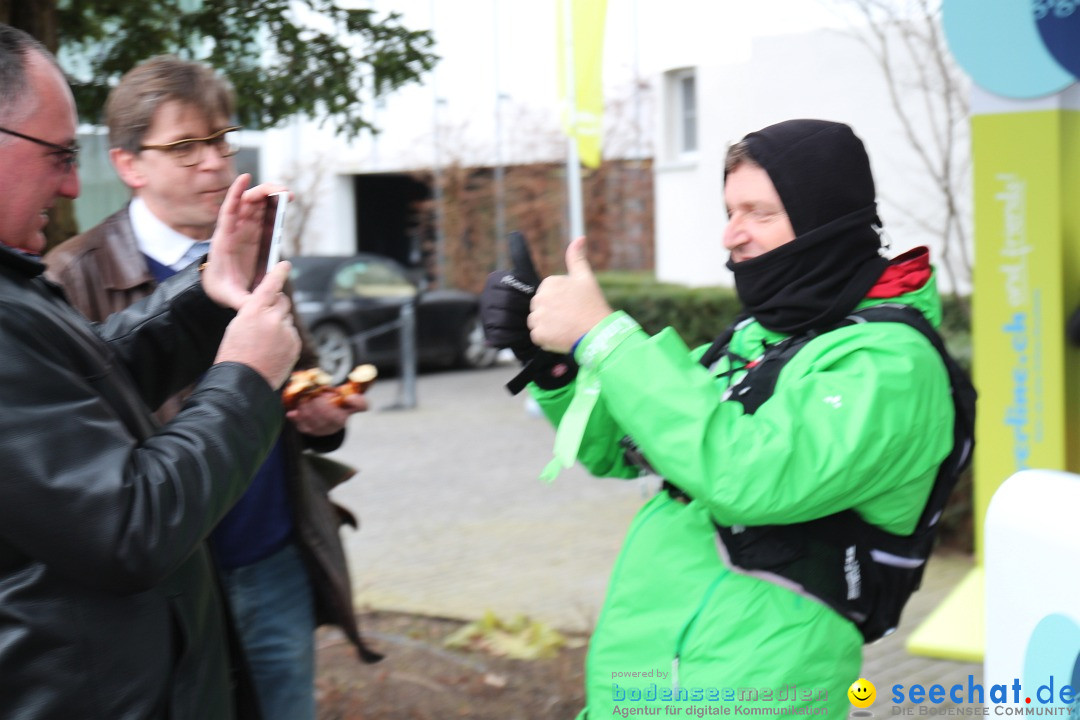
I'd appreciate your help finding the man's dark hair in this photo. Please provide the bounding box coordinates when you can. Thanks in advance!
[0,24,58,127]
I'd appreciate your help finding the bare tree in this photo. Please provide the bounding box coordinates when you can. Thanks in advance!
[827,0,972,307]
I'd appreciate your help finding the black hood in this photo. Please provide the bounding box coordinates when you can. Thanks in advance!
[726,119,888,335]
[735,119,881,235]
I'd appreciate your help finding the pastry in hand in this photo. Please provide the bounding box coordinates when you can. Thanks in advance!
[282,368,333,410]
[333,364,378,405]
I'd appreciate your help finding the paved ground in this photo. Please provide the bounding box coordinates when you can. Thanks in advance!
[327,362,982,706]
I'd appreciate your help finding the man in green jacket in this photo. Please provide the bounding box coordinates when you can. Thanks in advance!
[482,119,959,717]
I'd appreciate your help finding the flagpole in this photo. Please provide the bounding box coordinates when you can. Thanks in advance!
[493,0,507,267]
[562,0,586,243]
[430,0,447,289]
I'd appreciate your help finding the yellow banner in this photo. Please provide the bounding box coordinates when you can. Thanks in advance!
[556,0,607,168]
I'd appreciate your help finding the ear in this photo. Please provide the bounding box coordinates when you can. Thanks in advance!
[110,147,148,190]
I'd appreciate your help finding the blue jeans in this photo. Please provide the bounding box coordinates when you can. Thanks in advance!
[220,542,316,720]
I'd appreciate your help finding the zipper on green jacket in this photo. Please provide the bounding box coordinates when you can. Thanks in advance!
[672,573,727,692]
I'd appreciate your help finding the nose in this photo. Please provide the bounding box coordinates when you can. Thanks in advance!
[196,145,228,171]
[59,166,80,199]
[722,213,746,250]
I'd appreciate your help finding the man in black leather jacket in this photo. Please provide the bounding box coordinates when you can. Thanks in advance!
[0,24,300,719]
[46,55,382,720]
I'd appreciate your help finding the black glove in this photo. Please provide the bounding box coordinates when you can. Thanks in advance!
[480,268,539,363]
[480,232,579,394]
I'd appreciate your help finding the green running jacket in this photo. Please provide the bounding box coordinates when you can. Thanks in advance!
[531,274,955,719]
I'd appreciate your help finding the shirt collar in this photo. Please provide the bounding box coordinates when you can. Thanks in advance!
[128,197,210,269]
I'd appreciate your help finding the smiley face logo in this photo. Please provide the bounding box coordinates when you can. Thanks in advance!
[848,678,876,708]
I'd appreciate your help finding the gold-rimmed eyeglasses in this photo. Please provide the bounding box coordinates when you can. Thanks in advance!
[138,126,242,167]
[0,126,80,172]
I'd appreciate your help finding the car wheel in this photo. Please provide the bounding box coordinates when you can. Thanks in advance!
[311,323,355,385]
[457,314,499,369]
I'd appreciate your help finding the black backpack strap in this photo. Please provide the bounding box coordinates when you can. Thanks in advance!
[697,313,747,369]
[700,316,822,416]
[847,304,976,530]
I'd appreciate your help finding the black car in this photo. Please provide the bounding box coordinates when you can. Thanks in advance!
[290,255,498,384]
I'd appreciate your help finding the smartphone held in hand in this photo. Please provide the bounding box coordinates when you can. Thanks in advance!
[251,191,289,289]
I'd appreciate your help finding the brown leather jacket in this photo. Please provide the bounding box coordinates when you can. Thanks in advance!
[46,206,381,664]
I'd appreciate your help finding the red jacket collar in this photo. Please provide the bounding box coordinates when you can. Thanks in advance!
[867,247,932,298]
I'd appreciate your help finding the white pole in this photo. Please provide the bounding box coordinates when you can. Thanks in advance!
[632,0,642,161]
[562,0,586,243]
[493,0,508,266]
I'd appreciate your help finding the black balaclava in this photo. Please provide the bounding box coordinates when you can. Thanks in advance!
[725,119,889,335]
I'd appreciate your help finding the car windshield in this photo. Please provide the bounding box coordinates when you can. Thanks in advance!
[290,259,340,291]
[332,260,417,299]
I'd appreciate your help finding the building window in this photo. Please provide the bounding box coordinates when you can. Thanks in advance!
[679,72,697,154]
[666,68,698,161]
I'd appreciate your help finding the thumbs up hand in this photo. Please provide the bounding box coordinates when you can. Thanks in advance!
[529,236,613,354]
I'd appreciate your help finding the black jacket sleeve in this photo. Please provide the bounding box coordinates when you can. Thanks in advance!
[0,280,281,594]
[94,263,236,412]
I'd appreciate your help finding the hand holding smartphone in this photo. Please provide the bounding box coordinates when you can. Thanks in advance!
[251,191,289,289]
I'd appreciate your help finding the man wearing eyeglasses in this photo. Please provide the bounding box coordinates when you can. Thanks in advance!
[45,55,380,720]
[0,24,302,720]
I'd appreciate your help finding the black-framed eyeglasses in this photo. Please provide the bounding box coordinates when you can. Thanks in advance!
[0,126,80,171]
[138,126,242,167]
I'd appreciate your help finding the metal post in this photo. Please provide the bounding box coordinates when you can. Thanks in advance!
[430,0,448,288]
[432,97,448,289]
[493,105,508,266]
[493,0,508,267]
[562,0,586,242]
[395,300,418,410]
